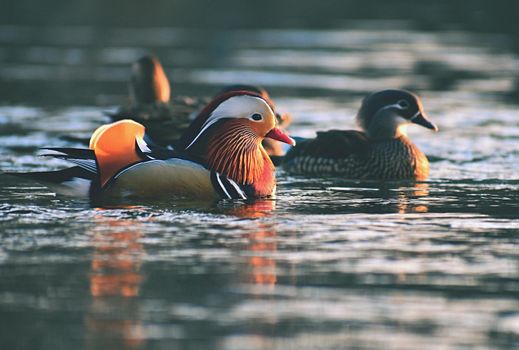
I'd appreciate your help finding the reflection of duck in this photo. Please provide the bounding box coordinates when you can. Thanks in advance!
[85,217,145,349]
[282,89,438,180]
[110,56,292,157]
[244,228,278,286]
[89,226,144,298]
[393,182,430,214]
[325,182,431,215]
[220,199,276,218]
[222,200,279,286]
[15,91,295,201]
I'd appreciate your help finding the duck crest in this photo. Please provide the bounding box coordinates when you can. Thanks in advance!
[175,90,275,151]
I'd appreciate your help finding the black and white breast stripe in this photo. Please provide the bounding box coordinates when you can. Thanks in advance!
[210,171,247,199]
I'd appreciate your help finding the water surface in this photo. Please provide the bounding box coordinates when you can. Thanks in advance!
[1,15,519,350]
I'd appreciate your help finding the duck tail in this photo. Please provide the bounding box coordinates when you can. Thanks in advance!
[6,166,97,197]
[4,120,152,196]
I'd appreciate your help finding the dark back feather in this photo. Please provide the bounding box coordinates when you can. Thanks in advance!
[284,130,371,162]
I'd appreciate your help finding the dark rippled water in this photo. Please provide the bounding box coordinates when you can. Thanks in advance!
[1,8,519,350]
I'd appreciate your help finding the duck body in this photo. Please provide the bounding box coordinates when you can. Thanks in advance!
[102,158,218,200]
[108,55,205,145]
[282,89,437,181]
[97,156,270,201]
[110,95,207,146]
[283,130,429,180]
[14,92,295,202]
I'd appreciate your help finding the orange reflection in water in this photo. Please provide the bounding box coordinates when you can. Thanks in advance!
[227,200,280,287]
[85,215,146,349]
[245,229,278,286]
[90,228,144,298]
[396,183,430,214]
[224,199,277,218]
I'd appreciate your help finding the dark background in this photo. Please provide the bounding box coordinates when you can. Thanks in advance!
[1,0,518,105]
[1,0,518,34]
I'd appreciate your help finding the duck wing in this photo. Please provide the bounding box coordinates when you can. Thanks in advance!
[285,130,370,159]
[282,130,371,174]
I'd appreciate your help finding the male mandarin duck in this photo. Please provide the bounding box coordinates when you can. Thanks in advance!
[15,91,295,201]
[282,89,438,181]
[110,55,292,157]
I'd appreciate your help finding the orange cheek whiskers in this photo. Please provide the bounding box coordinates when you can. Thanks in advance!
[207,122,266,185]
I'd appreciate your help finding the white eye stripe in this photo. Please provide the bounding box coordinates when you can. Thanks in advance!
[379,102,404,113]
[185,95,273,150]
[185,116,221,150]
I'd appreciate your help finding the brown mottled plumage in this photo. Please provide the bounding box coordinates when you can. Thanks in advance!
[282,89,438,181]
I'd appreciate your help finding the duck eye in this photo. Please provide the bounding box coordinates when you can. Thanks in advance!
[251,113,263,121]
[398,100,409,109]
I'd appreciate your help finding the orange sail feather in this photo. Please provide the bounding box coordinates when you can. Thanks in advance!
[89,119,147,187]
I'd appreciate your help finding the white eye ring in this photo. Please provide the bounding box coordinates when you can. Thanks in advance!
[250,113,263,121]
[398,100,410,109]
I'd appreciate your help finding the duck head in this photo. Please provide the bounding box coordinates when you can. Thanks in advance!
[129,55,171,106]
[216,84,290,125]
[177,91,295,191]
[216,85,293,157]
[356,89,438,140]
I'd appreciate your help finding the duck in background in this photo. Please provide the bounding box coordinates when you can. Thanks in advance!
[282,89,438,181]
[13,91,295,202]
[109,55,292,158]
[108,55,205,146]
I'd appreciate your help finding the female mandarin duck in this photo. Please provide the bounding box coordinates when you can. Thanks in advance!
[17,91,295,201]
[282,89,438,181]
[110,55,292,157]
[109,55,200,145]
